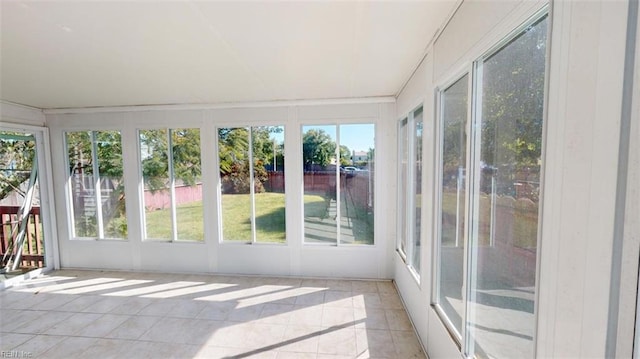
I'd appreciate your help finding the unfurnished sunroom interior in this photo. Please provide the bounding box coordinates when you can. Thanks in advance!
[0,0,638,358]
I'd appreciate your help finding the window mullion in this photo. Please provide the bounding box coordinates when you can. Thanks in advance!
[463,61,482,356]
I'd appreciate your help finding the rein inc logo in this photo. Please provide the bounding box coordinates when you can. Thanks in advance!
[1,351,33,358]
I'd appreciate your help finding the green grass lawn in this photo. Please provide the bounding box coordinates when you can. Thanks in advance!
[141,191,536,248]
[145,202,204,241]
[221,192,286,243]
[145,193,296,243]
[303,194,328,218]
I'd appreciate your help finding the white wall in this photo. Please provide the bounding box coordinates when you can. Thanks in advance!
[537,1,629,357]
[607,3,639,357]
[394,0,633,358]
[46,100,396,279]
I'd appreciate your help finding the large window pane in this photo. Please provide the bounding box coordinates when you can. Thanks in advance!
[253,126,286,243]
[172,129,203,241]
[218,127,252,242]
[140,129,171,240]
[339,124,374,245]
[468,15,547,359]
[67,131,126,239]
[96,131,127,238]
[67,132,97,237]
[140,128,202,241]
[412,108,423,271]
[303,124,374,245]
[436,74,469,336]
[399,110,423,272]
[303,125,337,244]
[218,126,286,244]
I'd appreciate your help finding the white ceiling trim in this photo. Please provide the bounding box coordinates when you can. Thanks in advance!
[42,96,396,115]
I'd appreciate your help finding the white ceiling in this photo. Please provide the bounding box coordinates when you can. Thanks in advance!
[1,1,457,110]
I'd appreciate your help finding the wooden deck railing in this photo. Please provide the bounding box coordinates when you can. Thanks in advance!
[0,206,45,269]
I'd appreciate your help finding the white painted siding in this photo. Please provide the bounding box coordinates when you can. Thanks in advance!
[537,1,628,357]
[395,0,632,358]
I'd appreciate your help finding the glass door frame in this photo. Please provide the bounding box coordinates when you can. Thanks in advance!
[0,122,59,288]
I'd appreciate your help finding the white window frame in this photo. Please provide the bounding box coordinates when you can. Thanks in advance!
[431,70,472,347]
[397,105,424,282]
[138,127,204,243]
[215,124,287,246]
[431,8,549,357]
[64,129,127,240]
[301,121,377,247]
[0,123,59,283]
[397,117,409,259]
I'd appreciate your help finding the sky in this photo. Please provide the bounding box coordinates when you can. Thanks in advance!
[298,124,375,152]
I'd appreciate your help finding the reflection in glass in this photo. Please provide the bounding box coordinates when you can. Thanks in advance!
[468,15,547,359]
[437,74,469,336]
[339,124,374,245]
[303,125,337,244]
[303,124,375,245]
[67,131,97,237]
[67,131,126,239]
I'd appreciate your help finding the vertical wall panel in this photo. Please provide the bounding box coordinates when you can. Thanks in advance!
[613,2,640,357]
[538,1,628,357]
[394,53,434,354]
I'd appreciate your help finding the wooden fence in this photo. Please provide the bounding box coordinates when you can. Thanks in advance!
[0,206,45,269]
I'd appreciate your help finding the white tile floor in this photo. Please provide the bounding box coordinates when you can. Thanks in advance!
[0,270,426,358]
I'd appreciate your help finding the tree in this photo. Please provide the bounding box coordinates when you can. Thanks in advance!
[481,18,546,166]
[139,129,169,191]
[302,129,336,169]
[171,129,202,186]
[0,133,36,201]
[139,129,202,191]
[479,17,547,197]
[218,126,280,194]
[218,127,249,175]
[339,145,351,166]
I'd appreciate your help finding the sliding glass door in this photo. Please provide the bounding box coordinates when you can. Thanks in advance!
[433,12,549,359]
